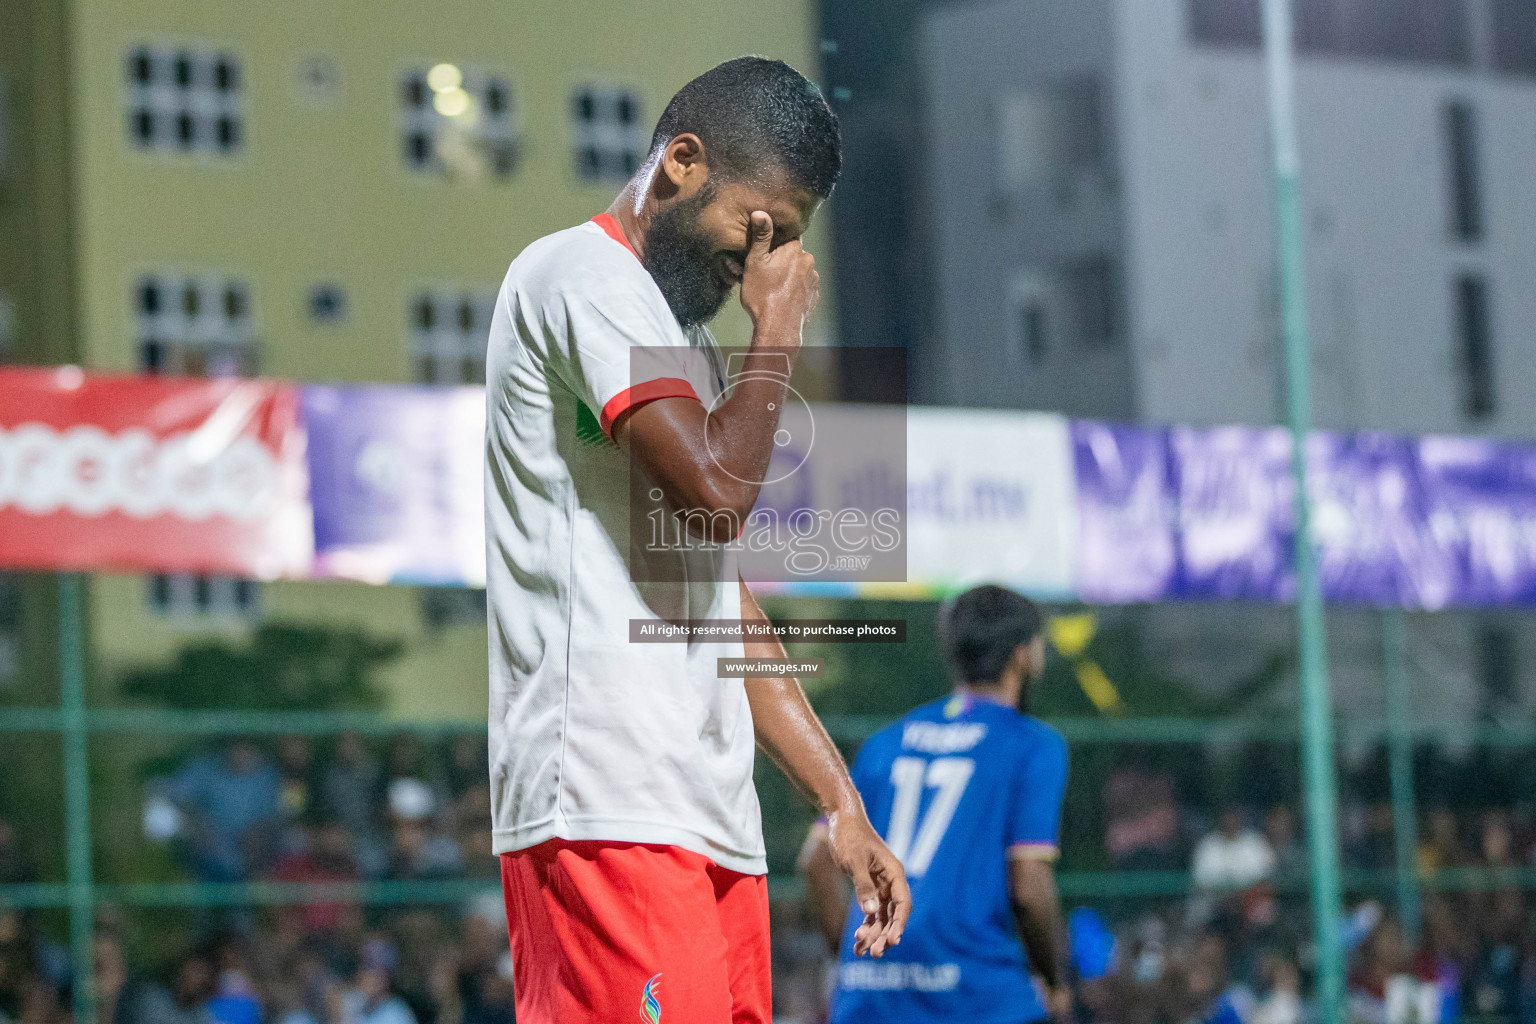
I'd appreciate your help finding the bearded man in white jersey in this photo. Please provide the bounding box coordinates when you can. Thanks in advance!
[483,57,910,1024]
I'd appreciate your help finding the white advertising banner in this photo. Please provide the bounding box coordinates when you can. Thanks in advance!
[757,406,1078,598]
[902,407,1077,598]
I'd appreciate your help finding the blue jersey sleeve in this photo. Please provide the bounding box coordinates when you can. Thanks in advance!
[1005,728,1069,860]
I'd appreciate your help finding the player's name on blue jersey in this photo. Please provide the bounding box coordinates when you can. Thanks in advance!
[900,719,988,754]
[839,959,963,993]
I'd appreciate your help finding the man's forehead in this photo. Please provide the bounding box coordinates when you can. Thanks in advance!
[716,178,819,233]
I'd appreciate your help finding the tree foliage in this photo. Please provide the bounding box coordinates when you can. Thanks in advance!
[119,623,400,711]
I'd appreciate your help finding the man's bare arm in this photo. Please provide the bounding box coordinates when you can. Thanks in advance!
[1010,856,1070,1015]
[613,212,816,538]
[740,577,911,957]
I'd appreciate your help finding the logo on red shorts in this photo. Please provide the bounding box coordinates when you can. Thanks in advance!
[639,973,661,1023]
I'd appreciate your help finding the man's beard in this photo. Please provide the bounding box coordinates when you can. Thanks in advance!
[642,186,732,328]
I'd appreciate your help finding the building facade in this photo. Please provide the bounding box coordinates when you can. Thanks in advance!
[916,0,1536,723]
[2,0,824,717]
[919,0,1536,435]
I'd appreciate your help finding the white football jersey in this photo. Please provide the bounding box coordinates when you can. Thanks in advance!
[483,216,765,874]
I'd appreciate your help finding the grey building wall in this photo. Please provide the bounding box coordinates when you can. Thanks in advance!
[918,0,1137,418]
[1116,0,1536,436]
[920,0,1536,436]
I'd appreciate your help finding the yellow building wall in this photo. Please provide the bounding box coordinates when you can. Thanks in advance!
[66,0,825,717]
[0,0,77,367]
[87,574,493,720]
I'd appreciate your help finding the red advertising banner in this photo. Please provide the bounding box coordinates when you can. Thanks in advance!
[0,367,312,577]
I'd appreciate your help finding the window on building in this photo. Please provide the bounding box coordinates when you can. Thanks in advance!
[136,271,260,619]
[572,85,647,182]
[421,587,487,629]
[995,79,1105,195]
[1188,0,1472,68]
[1065,257,1118,345]
[136,272,257,376]
[1018,304,1048,364]
[1493,0,1536,78]
[126,45,243,155]
[1444,101,1483,243]
[1455,274,1495,420]
[308,284,347,325]
[1187,0,1262,47]
[1187,0,1345,50]
[295,54,342,108]
[400,65,517,180]
[146,574,260,619]
[1331,0,1471,66]
[410,288,495,384]
[1008,275,1055,366]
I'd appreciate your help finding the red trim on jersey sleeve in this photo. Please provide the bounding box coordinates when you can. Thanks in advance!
[591,213,638,257]
[599,378,701,437]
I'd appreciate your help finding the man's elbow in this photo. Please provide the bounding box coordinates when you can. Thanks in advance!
[667,475,759,541]
[697,469,762,519]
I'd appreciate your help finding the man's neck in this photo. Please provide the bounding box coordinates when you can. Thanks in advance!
[955,684,1012,707]
[606,181,652,262]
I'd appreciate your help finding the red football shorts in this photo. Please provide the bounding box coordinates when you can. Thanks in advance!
[501,839,772,1024]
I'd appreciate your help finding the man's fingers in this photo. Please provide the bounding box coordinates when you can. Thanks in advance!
[747,211,774,261]
[882,866,913,947]
[847,855,885,956]
[848,858,880,919]
[852,917,878,956]
[870,854,912,950]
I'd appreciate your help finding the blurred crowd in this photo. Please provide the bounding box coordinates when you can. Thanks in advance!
[1074,754,1536,1024]
[1,732,515,1024]
[140,734,500,885]
[4,736,1536,1024]
[0,896,518,1024]
[1098,758,1536,882]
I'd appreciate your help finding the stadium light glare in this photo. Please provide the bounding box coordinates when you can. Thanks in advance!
[427,63,463,93]
[433,86,471,117]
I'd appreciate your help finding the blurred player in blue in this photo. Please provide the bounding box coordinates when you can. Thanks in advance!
[801,584,1071,1024]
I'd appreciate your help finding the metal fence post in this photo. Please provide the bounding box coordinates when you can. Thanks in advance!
[1260,2,1346,1020]
[1381,608,1421,944]
[59,573,95,1024]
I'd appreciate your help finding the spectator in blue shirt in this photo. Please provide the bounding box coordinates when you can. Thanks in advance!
[169,741,281,881]
[329,939,417,1024]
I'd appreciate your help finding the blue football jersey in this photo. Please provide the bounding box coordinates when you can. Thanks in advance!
[830,693,1070,1024]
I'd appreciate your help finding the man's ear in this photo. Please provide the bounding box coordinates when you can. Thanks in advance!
[659,133,709,198]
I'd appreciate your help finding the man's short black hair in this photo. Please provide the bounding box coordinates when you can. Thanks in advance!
[939,585,1043,686]
[649,56,841,199]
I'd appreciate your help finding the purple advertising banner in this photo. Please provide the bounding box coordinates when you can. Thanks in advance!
[1072,420,1176,604]
[1073,421,1536,609]
[1417,435,1536,608]
[1309,431,1446,609]
[1168,425,1295,602]
[302,385,484,586]
[1171,426,1435,606]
